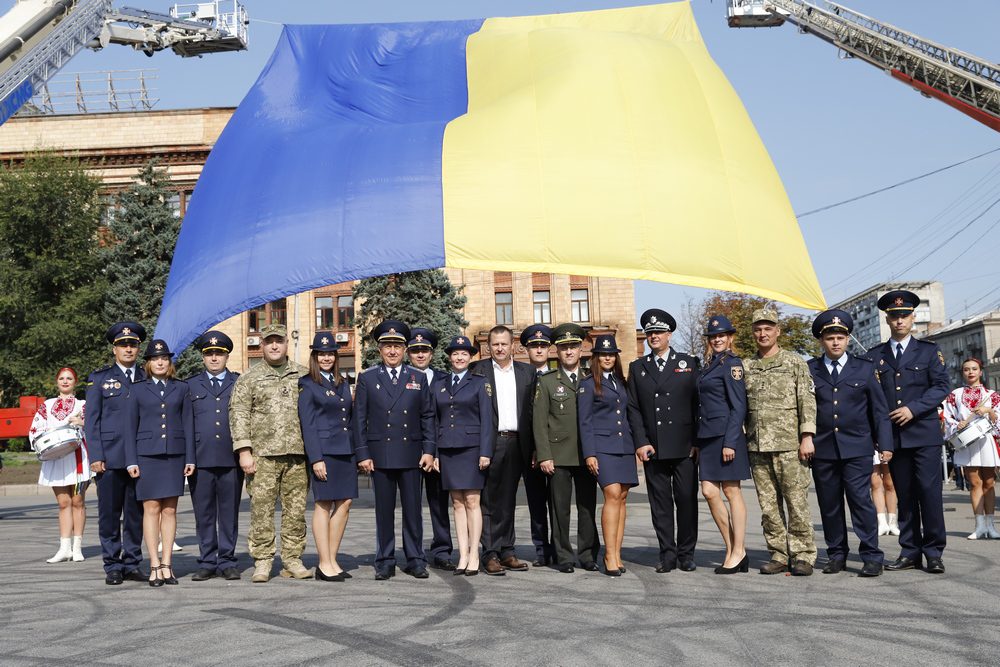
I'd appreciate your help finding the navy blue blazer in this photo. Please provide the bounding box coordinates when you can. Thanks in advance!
[186,371,239,468]
[578,374,637,458]
[84,364,145,469]
[298,374,354,463]
[352,364,436,469]
[696,352,747,446]
[626,350,700,459]
[808,355,894,460]
[431,372,495,457]
[124,379,195,468]
[868,338,950,449]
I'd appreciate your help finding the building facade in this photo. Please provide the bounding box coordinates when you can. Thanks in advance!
[0,107,638,376]
[831,281,945,353]
[924,310,1000,390]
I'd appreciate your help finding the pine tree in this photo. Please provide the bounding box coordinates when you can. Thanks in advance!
[353,270,468,370]
[0,153,107,404]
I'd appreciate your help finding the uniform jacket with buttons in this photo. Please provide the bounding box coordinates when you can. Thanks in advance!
[186,371,239,468]
[84,364,145,469]
[533,368,587,466]
[352,364,435,468]
[696,352,747,447]
[868,338,950,449]
[431,372,495,457]
[808,355,893,460]
[578,373,636,459]
[124,379,195,468]
[626,349,700,459]
[298,374,354,464]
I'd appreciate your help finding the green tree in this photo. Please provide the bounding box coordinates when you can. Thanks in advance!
[353,270,468,370]
[101,160,200,376]
[694,291,819,361]
[0,153,107,404]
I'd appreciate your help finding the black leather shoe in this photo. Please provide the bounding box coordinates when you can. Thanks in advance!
[464,568,479,577]
[431,558,456,571]
[581,561,599,572]
[453,568,467,576]
[821,559,845,574]
[759,560,788,575]
[374,567,395,581]
[105,571,124,585]
[859,561,883,577]
[221,567,241,581]
[678,559,697,572]
[192,568,216,581]
[403,565,429,579]
[655,562,675,573]
[885,556,919,571]
[123,569,147,582]
[532,555,551,567]
[790,560,813,576]
[315,567,345,582]
[160,565,179,585]
[556,563,575,573]
[603,566,621,577]
[925,557,945,574]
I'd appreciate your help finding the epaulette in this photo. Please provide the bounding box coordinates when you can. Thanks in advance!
[361,365,380,374]
[851,353,874,363]
[540,368,558,376]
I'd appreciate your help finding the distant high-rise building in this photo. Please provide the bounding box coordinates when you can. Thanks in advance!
[831,281,945,353]
[925,310,1000,390]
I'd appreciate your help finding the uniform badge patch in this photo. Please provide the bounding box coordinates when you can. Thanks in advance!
[678,360,687,369]
[485,383,493,397]
[937,350,945,366]
[731,367,743,381]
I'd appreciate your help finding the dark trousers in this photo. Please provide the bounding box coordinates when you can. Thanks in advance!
[549,465,599,566]
[889,445,946,560]
[96,468,144,574]
[423,469,453,560]
[189,466,244,570]
[812,456,883,563]
[643,457,698,565]
[481,433,522,560]
[523,465,554,559]
[372,467,425,569]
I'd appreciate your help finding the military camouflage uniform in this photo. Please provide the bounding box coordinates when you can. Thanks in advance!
[745,348,818,565]
[229,356,309,564]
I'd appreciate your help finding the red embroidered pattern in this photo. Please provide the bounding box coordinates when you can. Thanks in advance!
[51,397,77,421]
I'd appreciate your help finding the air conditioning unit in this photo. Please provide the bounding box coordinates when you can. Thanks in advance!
[335,332,350,343]
[247,336,261,346]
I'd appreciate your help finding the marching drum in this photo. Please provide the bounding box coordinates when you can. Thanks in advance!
[948,416,994,452]
[33,424,84,462]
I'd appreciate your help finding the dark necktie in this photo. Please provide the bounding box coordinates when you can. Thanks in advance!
[452,374,460,388]
[570,372,577,385]
[390,368,398,385]
[657,357,665,372]
[125,368,133,383]
[211,377,221,390]
[157,381,165,396]
[606,374,616,390]
[830,359,839,383]
[895,343,903,362]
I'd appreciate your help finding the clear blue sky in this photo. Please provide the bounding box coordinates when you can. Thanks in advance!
[17,0,1000,324]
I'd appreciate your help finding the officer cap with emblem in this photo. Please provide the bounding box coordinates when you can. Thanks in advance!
[143,338,174,359]
[444,335,478,355]
[310,331,340,352]
[260,323,287,340]
[704,315,736,336]
[371,319,410,345]
[551,323,586,346]
[197,330,233,354]
[407,327,438,350]
[590,333,621,354]
[811,309,854,338]
[520,324,553,347]
[106,321,147,345]
[876,289,920,314]
[751,307,779,325]
[640,308,676,334]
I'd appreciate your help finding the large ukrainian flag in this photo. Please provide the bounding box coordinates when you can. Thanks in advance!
[156,2,825,350]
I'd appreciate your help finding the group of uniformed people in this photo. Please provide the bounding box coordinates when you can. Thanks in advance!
[72,287,956,584]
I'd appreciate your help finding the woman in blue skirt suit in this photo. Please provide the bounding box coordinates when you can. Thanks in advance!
[431,336,494,576]
[298,332,356,582]
[695,315,750,574]
[579,334,638,577]
[125,339,195,586]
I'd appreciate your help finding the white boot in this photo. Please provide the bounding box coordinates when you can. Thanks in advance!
[967,514,987,540]
[986,515,1000,539]
[877,513,890,536]
[46,538,72,563]
[887,513,900,536]
[71,535,84,562]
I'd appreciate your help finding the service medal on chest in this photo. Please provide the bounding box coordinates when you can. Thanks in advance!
[678,360,687,369]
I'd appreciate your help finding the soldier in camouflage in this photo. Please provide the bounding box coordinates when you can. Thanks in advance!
[230,323,311,582]
[744,308,818,576]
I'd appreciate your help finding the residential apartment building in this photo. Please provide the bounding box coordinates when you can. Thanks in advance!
[831,281,945,353]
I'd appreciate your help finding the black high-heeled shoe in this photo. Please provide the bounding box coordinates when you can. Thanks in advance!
[149,565,164,587]
[161,564,179,585]
[316,567,345,582]
[715,555,749,575]
[453,568,467,576]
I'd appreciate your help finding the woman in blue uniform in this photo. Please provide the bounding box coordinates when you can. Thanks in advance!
[431,336,494,576]
[579,334,637,577]
[125,339,195,586]
[695,316,750,574]
[298,332,356,582]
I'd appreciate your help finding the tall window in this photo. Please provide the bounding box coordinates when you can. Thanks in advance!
[495,291,513,325]
[315,296,335,329]
[337,295,355,327]
[248,298,287,333]
[533,290,551,324]
[571,288,590,322]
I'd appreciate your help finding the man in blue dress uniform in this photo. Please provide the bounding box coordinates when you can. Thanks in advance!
[520,323,556,567]
[406,327,455,571]
[187,331,242,581]
[869,290,950,573]
[353,320,436,580]
[86,321,147,585]
[808,310,894,577]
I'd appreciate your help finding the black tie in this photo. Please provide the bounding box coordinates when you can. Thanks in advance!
[125,368,133,383]
[157,381,165,396]
[895,343,903,362]
[390,368,398,385]
[452,374,460,387]
[212,377,221,390]
[830,359,839,383]
[570,372,577,385]
[606,374,616,390]
[657,357,665,372]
